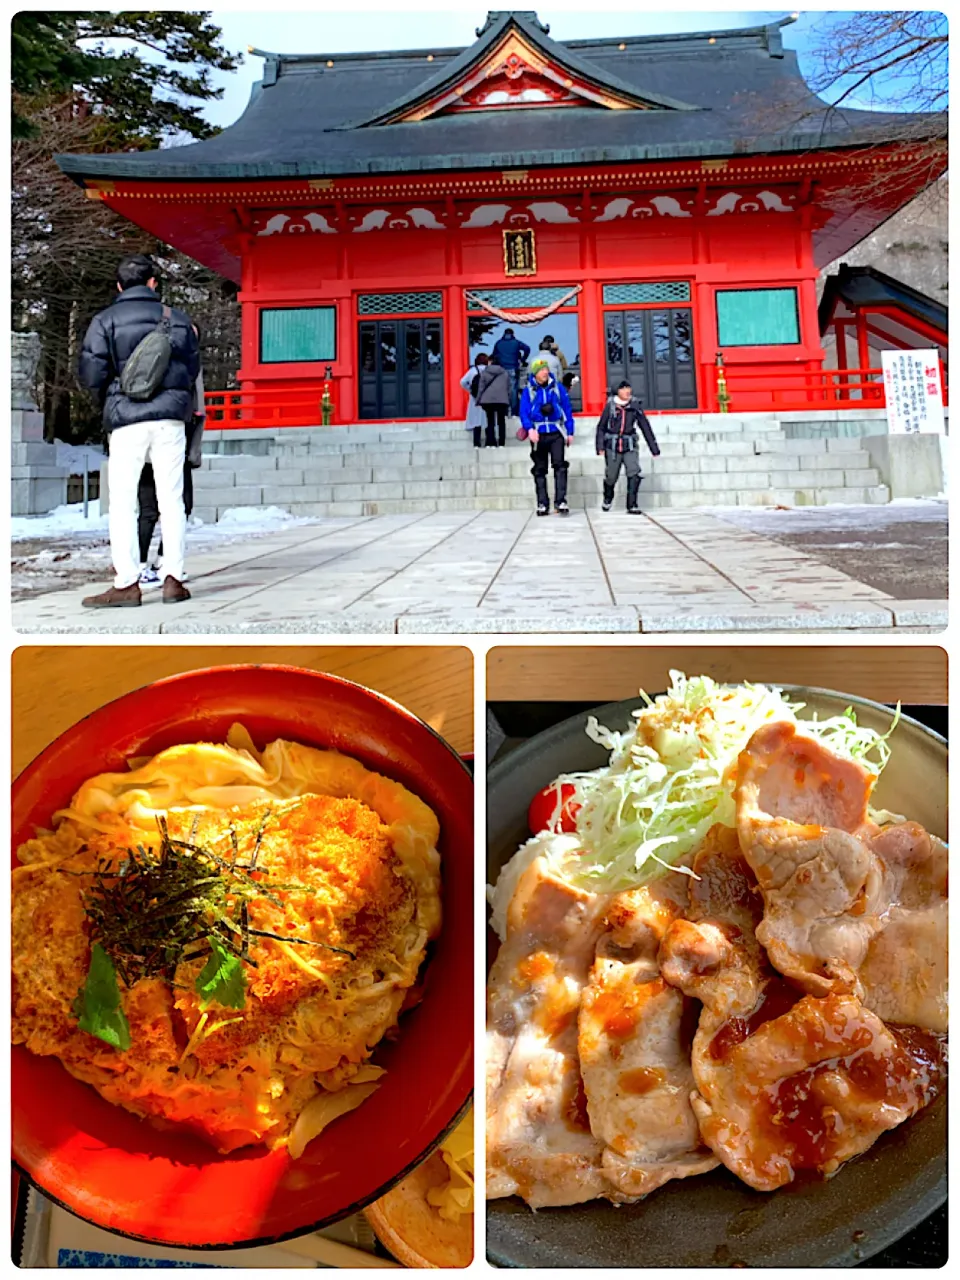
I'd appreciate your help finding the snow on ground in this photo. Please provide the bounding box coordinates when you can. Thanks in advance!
[12,501,109,540]
[12,501,316,543]
[11,503,322,600]
[709,499,947,536]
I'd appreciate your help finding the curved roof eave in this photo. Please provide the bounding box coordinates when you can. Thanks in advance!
[56,126,941,185]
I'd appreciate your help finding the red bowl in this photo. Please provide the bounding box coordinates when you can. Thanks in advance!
[11,665,474,1249]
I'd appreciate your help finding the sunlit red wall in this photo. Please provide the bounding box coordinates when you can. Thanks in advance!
[238,204,824,420]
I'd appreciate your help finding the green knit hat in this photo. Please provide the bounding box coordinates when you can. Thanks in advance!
[530,358,550,374]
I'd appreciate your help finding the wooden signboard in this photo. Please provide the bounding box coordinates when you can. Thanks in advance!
[503,228,536,276]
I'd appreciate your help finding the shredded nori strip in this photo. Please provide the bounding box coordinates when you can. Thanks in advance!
[59,807,355,989]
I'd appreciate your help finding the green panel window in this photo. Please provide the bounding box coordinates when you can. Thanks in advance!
[260,306,336,363]
[603,282,690,305]
[716,288,800,347]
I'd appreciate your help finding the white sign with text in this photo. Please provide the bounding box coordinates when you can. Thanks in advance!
[881,349,945,434]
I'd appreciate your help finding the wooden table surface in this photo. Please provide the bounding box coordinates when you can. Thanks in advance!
[487,644,947,706]
[12,645,474,776]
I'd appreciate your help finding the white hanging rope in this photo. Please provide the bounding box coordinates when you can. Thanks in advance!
[463,284,582,325]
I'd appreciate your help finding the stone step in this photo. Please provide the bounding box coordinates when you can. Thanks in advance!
[203,430,792,462]
[191,482,890,523]
[206,413,788,440]
[203,440,865,481]
[195,450,879,490]
[194,471,886,505]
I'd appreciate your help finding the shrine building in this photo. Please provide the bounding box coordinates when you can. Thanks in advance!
[57,9,946,427]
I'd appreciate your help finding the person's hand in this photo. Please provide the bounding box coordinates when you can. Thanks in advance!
[597,450,604,457]
[528,428,539,445]
[565,434,573,446]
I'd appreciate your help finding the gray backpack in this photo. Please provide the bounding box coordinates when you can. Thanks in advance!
[119,305,173,401]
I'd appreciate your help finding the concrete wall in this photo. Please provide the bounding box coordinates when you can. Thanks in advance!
[861,433,948,500]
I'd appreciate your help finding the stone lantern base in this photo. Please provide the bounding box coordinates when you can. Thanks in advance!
[11,332,69,516]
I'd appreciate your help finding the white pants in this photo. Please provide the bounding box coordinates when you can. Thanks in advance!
[108,419,186,588]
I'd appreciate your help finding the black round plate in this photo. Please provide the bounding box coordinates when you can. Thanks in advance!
[486,692,947,1268]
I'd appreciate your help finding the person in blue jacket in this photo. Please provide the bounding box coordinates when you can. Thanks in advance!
[491,327,531,415]
[520,359,575,516]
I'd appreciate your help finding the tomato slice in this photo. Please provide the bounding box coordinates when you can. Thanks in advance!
[528,782,581,835]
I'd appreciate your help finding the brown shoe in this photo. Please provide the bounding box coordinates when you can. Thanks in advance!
[82,582,141,609]
[162,575,191,604]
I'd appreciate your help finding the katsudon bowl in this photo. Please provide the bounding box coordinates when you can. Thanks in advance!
[12,664,473,1250]
[486,687,946,1269]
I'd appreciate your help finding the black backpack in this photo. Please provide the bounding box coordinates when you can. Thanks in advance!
[119,305,173,401]
[470,369,482,400]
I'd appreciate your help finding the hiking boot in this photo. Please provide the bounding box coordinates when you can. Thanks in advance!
[556,502,571,517]
[536,505,550,517]
[82,582,141,609]
[162,575,191,604]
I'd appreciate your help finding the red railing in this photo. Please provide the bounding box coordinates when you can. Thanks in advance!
[206,362,948,426]
[721,366,885,412]
[204,387,325,429]
[722,362,948,413]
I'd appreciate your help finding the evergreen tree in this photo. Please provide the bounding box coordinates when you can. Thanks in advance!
[12,11,239,142]
[11,12,242,440]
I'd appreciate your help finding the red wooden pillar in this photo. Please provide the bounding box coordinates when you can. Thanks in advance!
[444,284,468,421]
[237,233,258,388]
[797,274,825,407]
[693,281,717,412]
[855,308,873,400]
[834,320,849,400]
[238,298,258,385]
[335,291,355,423]
[579,279,606,415]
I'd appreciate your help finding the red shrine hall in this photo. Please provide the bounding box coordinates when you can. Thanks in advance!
[58,10,946,426]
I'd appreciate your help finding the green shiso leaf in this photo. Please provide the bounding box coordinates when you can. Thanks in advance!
[196,935,247,1010]
[72,942,132,1051]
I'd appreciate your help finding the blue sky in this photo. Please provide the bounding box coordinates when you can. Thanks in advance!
[201,8,809,127]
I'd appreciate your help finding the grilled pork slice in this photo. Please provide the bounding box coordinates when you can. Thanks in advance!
[663,801,945,1192]
[691,992,943,1191]
[735,721,881,996]
[860,823,948,1032]
[579,879,718,1199]
[659,824,767,1020]
[486,856,607,1208]
[736,722,948,1029]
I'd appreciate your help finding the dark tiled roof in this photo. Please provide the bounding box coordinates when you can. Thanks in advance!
[347,10,698,124]
[56,10,945,183]
[818,263,948,336]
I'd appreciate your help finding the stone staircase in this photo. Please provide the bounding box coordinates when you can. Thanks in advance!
[192,415,890,521]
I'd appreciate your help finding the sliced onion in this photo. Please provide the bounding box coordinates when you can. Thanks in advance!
[288,1082,380,1160]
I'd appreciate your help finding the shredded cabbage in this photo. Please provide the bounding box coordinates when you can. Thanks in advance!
[511,672,900,897]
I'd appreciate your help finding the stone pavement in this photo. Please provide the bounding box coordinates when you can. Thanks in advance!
[13,508,946,635]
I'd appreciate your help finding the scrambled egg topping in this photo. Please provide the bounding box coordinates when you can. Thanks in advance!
[12,738,441,1156]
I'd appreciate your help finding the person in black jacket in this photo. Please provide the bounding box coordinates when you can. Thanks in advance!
[595,380,660,514]
[77,254,199,607]
[137,324,206,586]
[476,355,511,447]
[491,327,531,416]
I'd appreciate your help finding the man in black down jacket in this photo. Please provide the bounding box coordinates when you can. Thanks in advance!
[595,380,660,514]
[491,327,531,416]
[78,254,199,607]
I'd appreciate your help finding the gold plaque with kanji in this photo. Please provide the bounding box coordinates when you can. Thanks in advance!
[503,228,537,276]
